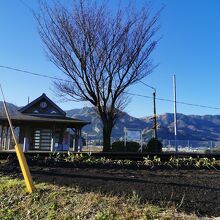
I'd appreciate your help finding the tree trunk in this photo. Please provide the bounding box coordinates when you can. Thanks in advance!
[102,121,113,152]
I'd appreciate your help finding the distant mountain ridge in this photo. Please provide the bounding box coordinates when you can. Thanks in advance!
[66,107,148,138]
[66,107,220,141]
[142,113,220,141]
[0,101,20,116]
[1,101,220,141]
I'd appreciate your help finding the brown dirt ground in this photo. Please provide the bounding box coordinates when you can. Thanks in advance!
[1,160,220,217]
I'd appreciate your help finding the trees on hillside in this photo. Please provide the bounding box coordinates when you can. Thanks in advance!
[37,0,160,151]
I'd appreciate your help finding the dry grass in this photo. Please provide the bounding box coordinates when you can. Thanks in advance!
[0,174,198,220]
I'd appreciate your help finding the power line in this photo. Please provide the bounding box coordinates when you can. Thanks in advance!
[17,0,220,111]
[125,91,220,110]
[0,65,70,82]
[0,64,220,111]
[139,80,156,91]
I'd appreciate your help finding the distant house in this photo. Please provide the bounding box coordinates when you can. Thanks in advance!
[0,93,89,152]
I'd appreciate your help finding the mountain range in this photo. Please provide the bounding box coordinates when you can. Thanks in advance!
[67,107,220,141]
[1,101,220,141]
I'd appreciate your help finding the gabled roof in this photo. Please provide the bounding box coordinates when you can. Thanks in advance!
[0,114,90,127]
[18,93,66,116]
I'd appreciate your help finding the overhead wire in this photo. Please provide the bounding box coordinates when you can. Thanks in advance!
[0,64,220,111]
[16,0,220,111]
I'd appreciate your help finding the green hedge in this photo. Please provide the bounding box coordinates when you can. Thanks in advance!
[111,141,141,152]
[111,139,163,153]
[143,138,163,153]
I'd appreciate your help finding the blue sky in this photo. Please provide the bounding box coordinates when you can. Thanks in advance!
[0,0,220,117]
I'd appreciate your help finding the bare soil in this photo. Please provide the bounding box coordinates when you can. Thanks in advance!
[1,160,220,217]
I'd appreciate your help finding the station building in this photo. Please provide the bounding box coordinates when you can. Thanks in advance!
[0,93,89,152]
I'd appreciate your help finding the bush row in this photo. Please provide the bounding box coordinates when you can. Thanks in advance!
[111,138,163,153]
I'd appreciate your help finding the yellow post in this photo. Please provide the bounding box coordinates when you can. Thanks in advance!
[0,85,35,193]
[14,144,35,193]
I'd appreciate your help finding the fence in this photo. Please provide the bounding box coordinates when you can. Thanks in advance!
[162,140,220,153]
[81,136,124,152]
[80,134,220,154]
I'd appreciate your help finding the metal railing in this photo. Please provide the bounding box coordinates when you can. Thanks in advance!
[162,139,220,153]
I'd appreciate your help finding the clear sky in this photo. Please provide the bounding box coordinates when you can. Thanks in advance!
[1,0,220,118]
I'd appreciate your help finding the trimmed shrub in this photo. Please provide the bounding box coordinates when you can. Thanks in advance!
[126,141,141,152]
[111,141,124,152]
[111,141,140,152]
[144,138,163,153]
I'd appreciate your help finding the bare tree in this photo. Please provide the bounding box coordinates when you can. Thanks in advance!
[37,0,161,151]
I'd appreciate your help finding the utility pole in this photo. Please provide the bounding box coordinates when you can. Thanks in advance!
[85,133,88,149]
[173,74,178,154]
[153,91,157,139]
[139,81,157,139]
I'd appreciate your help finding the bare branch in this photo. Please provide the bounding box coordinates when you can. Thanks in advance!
[37,0,161,150]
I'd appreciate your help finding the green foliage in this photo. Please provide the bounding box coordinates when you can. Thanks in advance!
[164,156,220,169]
[95,211,115,220]
[1,208,18,220]
[65,152,84,162]
[144,138,163,153]
[111,141,124,152]
[143,156,154,166]
[111,141,140,152]
[127,191,141,206]
[126,141,141,152]
[29,151,220,170]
